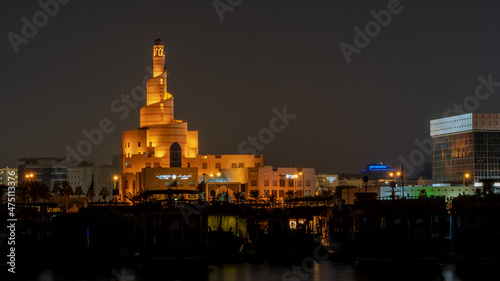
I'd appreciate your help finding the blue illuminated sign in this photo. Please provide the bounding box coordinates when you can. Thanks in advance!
[369,165,390,170]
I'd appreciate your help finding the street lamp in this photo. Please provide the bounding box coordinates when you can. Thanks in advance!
[463,173,470,192]
[389,172,399,199]
[299,172,305,197]
[25,173,34,206]
[396,171,403,198]
[113,175,118,203]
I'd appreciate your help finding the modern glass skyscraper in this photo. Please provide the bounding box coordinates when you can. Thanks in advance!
[431,113,500,184]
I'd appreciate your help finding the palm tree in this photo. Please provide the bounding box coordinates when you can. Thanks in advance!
[124,187,151,205]
[285,190,295,199]
[52,183,61,196]
[268,194,277,209]
[99,187,110,202]
[21,181,52,203]
[60,181,74,213]
[233,191,242,204]
[124,191,139,206]
[74,186,84,197]
[249,190,263,202]
[319,189,332,197]
[284,190,295,207]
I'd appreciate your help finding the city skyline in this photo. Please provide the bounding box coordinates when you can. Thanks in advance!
[3,1,500,176]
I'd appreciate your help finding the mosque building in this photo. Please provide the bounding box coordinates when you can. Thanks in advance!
[120,36,264,201]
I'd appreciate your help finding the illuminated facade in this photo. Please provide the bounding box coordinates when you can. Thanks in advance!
[431,113,500,184]
[247,167,316,199]
[120,37,263,199]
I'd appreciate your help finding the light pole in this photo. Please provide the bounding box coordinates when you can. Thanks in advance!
[113,175,118,204]
[25,173,33,206]
[396,170,405,198]
[463,173,470,192]
[299,172,305,197]
[389,172,400,199]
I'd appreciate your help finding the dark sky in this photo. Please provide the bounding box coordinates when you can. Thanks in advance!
[2,0,500,176]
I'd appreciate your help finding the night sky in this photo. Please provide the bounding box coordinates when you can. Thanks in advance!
[2,0,500,177]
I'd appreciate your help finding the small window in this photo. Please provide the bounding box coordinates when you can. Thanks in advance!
[255,163,261,168]
[279,179,286,187]
[297,181,303,187]
[138,142,141,147]
[238,163,244,168]
[273,180,278,186]
[306,180,311,187]
[146,162,151,168]
[125,162,132,168]
[251,180,257,186]
[177,181,183,187]
[216,163,221,169]
[288,179,294,187]
[189,181,195,187]
[202,163,207,169]
[232,163,237,168]
[264,180,269,186]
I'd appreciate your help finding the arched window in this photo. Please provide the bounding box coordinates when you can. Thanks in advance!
[170,142,182,167]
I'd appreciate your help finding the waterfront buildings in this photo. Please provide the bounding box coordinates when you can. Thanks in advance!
[17,157,119,199]
[119,36,315,201]
[247,167,316,199]
[431,113,500,184]
[67,161,120,196]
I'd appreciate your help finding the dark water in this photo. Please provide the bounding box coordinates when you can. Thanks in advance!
[26,261,492,281]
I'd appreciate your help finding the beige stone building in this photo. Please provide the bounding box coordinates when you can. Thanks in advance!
[120,37,263,199]
[247,167,316,200]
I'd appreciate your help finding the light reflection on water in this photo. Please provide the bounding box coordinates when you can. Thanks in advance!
[31,261,486,281]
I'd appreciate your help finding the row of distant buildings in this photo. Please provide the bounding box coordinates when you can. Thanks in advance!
[1,156,121,195]
[3,37,499,204]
